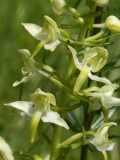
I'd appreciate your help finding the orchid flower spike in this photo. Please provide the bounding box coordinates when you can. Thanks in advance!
[22,15,61,59]
[93,0,109,7]
[4,88,69,145]
[68,45,113,95]
[90,122,117,151]
[13,49,36,87]
[0,136,14,160]
[50,0,84,24]
[84,84,120,113]
[105,15,120,33]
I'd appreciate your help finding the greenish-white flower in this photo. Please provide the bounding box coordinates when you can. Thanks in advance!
[0,136,14,160]
[90,122,117,151]
[68,45,113,94]
[50,0,84,24]
[93,0,109,7]
[4,88,69,145]
[13,49,36,87]
[105,15,120,33]
[22,15,61,55]
[84,84,120,112]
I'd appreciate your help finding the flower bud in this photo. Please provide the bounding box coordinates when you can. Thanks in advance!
[105,15,120,33]
[93,0,109,7]
[50,0,67,15]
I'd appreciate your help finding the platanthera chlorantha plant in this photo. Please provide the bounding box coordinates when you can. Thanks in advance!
[3,0,120,160]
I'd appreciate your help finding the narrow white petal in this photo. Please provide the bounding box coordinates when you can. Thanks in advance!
[22,23,48,41]
[13,72,36,87]
[0,137,14,160]
[4,101,35,116]
[44,39,61,51]
[88,72,113,85]
[90,138,114,151]
[68,45,82,70]
[42,110,69,129]
[101,95,120,108]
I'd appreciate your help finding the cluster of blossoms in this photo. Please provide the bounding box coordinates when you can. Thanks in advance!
[2,0,120,160]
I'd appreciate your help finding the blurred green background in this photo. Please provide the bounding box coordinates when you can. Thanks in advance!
[0,0,120,159]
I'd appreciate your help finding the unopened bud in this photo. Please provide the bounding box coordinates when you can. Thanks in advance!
[105,15,120,33]
[93,0,109,7]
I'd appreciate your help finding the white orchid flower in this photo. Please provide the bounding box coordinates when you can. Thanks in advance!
[90,122,117,151]
[0,136,14,160]
[92,0,109,7]
[50,0,84,24]
[68,45,113,95]
[13,49,36,87]
[84,84,120,112]
[4,88,69,145]
[105,15,120,33]
[22,15,61,58]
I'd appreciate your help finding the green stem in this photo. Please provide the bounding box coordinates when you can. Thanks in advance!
[50,90,68,160]
[78,19,89,42]
[58,131,94,148]
[37,69,91,103]
[102,151,108,160]
[51,102,82,112]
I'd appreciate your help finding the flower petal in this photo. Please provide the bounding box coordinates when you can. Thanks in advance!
[44,39,61,51]
[22,23,48,41]
[41,109,69,129]
[0,136,14,160]
[90,122,117,151]
[13,72,36,87]
[68,45,82,70]
[88,72,113,86]
[90,138,115,151]
[18,49,36,69]
[101,95,120,108]
[4,101,35,116]
[46,93,56,106]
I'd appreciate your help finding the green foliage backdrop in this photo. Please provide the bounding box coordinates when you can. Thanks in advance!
[1,0,120,159]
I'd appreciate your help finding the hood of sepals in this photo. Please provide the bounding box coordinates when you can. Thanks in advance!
[30,88,56,110]
[43,16,60,40]
[18,49,36,73]
[82,47,108,72]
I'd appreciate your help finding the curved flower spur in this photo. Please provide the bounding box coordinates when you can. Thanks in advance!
[68,45,114,95]
[4,88,69,145]
[22,16,61,59]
